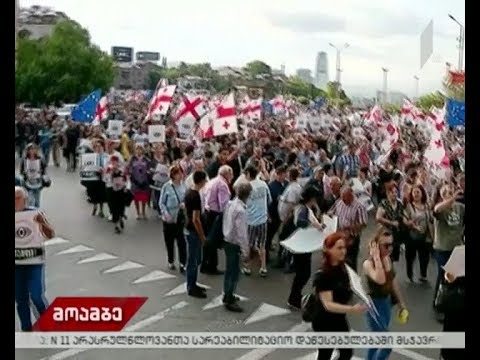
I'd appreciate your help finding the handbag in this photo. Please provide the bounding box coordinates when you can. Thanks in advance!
[434,279,465,313]
[301,293,318,323]
[42,174,52,188]
[170,184,186,225]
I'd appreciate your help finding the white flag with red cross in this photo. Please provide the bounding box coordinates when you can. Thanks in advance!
[92,96,108,126]
[146,85,176,120]
[212,93,238,137]
[174,95,208,137]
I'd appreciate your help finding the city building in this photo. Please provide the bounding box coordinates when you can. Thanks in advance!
[113,62,162,90]
[314,51,329,89]
[18,5,69,39]
[296,68,313,84]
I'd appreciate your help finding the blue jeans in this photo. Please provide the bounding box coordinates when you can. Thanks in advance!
[41,145,50,165]
[185,232,202,292]
[433,250,453,306]
[223,242,241,304]
[366,296,392,360]
[28,188,41,208]
[15,264,48,331]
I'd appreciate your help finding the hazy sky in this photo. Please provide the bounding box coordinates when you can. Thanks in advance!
[20,0,464,97]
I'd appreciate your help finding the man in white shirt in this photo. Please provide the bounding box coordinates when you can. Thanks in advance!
[222,183,253,312]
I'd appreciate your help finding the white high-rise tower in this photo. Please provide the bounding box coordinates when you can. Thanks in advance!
[314,52,329,89]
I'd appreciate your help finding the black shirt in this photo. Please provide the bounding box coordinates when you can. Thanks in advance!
[184,189,203,233]
[268,180,288,218]
[312,265,353,332]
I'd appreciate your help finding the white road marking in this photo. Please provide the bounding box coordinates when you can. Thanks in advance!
[55,245,94,255]
[234,322,310,360]
[202,294,248,311]
[44,238,70,247]
[244,303,291,325]
[164,282,211,296]
[103,261,145,274]
[39,301,189,360]
[132,270,176,284]
[76,253,118,264]
[394,349,436,360]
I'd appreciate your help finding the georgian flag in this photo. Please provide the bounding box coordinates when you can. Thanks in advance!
[146,84,176,120]
[174,95,208,137]
[199,93,238,137]
[92,96,108,126]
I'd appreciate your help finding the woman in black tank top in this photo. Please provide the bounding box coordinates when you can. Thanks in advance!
[363,227,407,360]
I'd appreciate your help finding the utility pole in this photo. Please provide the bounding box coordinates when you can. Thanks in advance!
[382,68,389,104]
[329,42,349,86]
[413,75,419,99]
[448,14,464,71]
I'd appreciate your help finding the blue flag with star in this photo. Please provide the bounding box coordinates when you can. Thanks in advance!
[446,98,465,127]
[262,100,273,115]
[313,97,326,110]
[71,89,101,123]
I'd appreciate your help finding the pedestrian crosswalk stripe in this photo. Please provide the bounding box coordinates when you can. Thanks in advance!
[132,270,176,284]
[164,282,211,297]
[55,245,94,255]
[45,238,70,246]
[103,261,145,274]
[77,253,118,264]
[202,294,248,311]
[244,303,291,325]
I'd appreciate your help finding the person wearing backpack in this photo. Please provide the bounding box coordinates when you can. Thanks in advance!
[286,186,325,310]
[306,232,367,360]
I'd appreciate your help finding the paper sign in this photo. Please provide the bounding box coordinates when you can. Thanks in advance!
[15,210,45,248]
[81,153,98,169]
[345,264,382,327]
[280,227,326,254]
[443,245,465,278]
[148,125,166,143]
[322,214,338,235]
[108,120,123,137]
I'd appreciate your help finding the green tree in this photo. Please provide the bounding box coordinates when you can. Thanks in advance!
[16,20,114,105]
[383,103,401,115]
[243,60,272,77]
[285,76,326,99]
[325,81,351,107]
[415,91,445,111]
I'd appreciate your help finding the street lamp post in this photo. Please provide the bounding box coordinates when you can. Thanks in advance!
[329,42,349,85]
[413,75,419,99]
[448,14,464,71]
[382,67,389,104]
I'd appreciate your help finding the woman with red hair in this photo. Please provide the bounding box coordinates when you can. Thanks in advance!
[311,231,367,360]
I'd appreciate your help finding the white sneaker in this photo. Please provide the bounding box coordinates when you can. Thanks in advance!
[259,268,268,277]
[241,267,251,276]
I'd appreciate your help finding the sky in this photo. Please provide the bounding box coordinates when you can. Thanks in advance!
[20,0,465,97]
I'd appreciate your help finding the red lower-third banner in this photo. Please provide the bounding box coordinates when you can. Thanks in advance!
[32,297,147,331]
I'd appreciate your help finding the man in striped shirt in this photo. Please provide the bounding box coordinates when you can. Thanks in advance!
[201,165,234,275]
[337,143,360,180]
[328,186,368,271]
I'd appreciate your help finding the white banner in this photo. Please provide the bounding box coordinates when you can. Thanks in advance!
[15,210,47,264]
[15,332,464,349]
[148,125,166,143]
[108,120,123,137]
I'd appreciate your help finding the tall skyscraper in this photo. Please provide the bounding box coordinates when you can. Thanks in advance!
[314,52,329,89]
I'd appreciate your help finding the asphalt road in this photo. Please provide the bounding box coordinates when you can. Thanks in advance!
[15,165,443,360]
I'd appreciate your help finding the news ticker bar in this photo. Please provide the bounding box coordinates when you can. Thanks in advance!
[15,332,465,349]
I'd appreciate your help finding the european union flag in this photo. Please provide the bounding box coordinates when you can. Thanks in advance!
[446,98,465,127]
[71,89,101,123]
[262,100,273,115]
